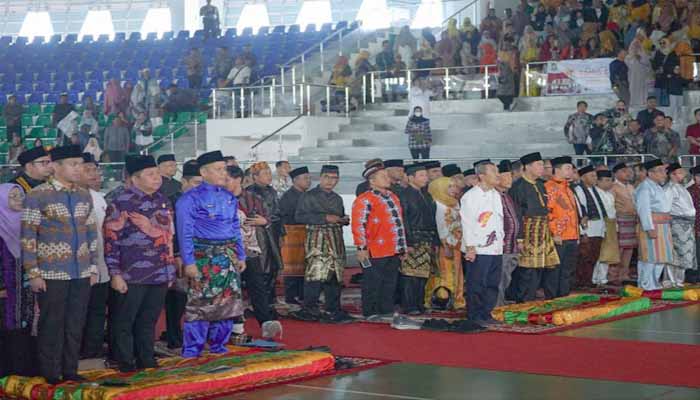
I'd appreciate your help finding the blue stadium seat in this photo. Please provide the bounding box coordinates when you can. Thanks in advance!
[258,26,270,36]
[305,24,316,33]
[128,32,141,41]
[45,93,58,103]
[242,27,253,37]
[272,25,286,34]
[64,34,77,44]
[161,31,174,41]
[320,23,333,33]
[81,35,94,43]
[145,32,157,41]
[114,32,126,42]
[335,21,348,31]
[15,37,28,46]
[176,31,190,40]
[28,92,43,104]
[224,28,237,38]
[97,34,110,43]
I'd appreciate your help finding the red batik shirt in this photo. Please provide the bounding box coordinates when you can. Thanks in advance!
[352,189,407,258]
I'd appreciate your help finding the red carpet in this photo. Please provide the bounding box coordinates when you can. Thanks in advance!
[245,319,700,388]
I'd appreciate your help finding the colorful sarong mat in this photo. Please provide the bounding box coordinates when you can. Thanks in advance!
[621,285,700,301]
[0,347,335,400]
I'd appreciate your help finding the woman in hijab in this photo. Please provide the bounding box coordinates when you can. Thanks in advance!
[404,105,432,160]
[395,26,417,68]
[355,51,374,103]
[415,39,438,78]
[652,36,680,106]
[626,40,653,107]
[518,26,540,96]
[103,78,126,116]
[424,177,466,311]
[437,30,456,67]
[0,183,36,377]
[478,31,498,72]
[83,134,103,162]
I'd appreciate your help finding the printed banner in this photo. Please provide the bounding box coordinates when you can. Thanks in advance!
[545,58,614,96]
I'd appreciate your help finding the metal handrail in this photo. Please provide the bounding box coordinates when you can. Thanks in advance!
[441,0,480,26]
[250,114,304,150]
[140,123,190,155]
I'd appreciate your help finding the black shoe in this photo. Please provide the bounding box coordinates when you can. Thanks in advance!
[137,360,158,369]
[321,311,356,324]
[118,364,137,373]
[45,376,62,385]
[63,374,87,382]
[289,309,320,321]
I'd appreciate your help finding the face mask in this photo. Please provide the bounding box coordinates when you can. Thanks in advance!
[414,112,423,118]
[577,19,584,26]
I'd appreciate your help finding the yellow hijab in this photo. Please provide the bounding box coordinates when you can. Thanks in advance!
[429,177,458,208]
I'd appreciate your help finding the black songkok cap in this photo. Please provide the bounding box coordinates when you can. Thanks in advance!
[473,159,492,168]
[520,152,542,165]
[498,160,512,173]
[690,166,700,175]
[667,163,682,174]
[290,166,309,179]
[18,146,48,166]
[405,163,426,176]
[182,160,200,177]
[196,150,224,168]
[384,159,404,168]
[321,165,339,175]
[157,154,176,164]
[423,160,441,170]
[441,164,461,177]
[578,165,595,176]
[551,156,573,168]
[643,159,664,171]
[612,162,628,173]
[125,155,157,175]
[596,170,613,179]
[49,145,82,162]
[82,152,98,165]
[463,168,475,177]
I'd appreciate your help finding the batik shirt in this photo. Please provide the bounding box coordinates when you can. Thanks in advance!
[564,112,593,144]
[687,183,700,236]
[545,177,580,241]
[176,182,245,267]
[500,192,520,254]
[616,131,645,155]
[21,179,98,280]
[352,189,407,258]
[272,175,291,199]
[104,186,176,285]
[644,128,680,161]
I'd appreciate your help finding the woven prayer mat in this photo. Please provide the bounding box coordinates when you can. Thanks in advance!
[0,347,337,400]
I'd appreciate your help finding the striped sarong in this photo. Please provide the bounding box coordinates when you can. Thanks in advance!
[670,216,697,270]
[281,224,307,277]
[518,216,560,268]
[617,214,638,249]
[638,213,674,264]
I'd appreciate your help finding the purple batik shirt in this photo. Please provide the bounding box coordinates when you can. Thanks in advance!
[104,186,176,285]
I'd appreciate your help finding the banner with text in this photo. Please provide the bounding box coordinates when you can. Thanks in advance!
[545,58,614,96]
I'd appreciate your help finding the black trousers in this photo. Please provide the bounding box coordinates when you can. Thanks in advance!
[7,124,20,141]
[82,282,110,357]
[498,95,514,110]
[187,74,202,89]
[512,267,543,303]
[409,148,430,160]
[399,275,426,313]
[542,240,579,299]
[361,256,400,317]
[303,274,341,314]
[284,276,304,303]
[242,256,273,325]
[36,278,91,380]
[110,283,168,369]
[464,254,503,321]
[0,328,37,377]
[164,289,187,348]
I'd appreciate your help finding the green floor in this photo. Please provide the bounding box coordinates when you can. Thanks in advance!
[224,305,700,400]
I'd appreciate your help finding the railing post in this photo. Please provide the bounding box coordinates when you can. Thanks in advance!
[445,67,450,99]
[370,71,376,104]
[345,86,349,117]
[326,86,331,117]
[525,63,530,97]
[270,79,275,117]
[240,87,245,118]
[280,67,285,95]
[231,90,235,118]
[299,84,304,114]
[407,70,411,92]
[320,41,324,73]
[211,88,217,119]
[194,118,198,157]
[306,84,311,116]
[339,29,343,56]
[484,65,489,98]
[362,74,367,106]
[301,53,306,83]
[169,125,174,154]
[292,67,297,105]
[251,90,255,119]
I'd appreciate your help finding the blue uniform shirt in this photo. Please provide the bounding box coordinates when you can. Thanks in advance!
[176,181,246,266]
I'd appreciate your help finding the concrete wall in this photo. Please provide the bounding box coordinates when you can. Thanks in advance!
[206,116,348,162]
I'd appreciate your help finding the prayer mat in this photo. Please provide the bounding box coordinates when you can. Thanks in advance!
[487,295,698,335]
[0,347,335,400]
[621,285,700,301]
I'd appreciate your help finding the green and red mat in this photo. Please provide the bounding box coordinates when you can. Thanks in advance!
[0,347,341,400]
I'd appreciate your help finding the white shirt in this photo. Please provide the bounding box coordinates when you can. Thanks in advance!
[665,181,696,218]
[90,189,110,284]
[597,187,617,220]
[460,185,504,255]
[574,185,606,238]
[408,86,433,118]
[227,65,251,86]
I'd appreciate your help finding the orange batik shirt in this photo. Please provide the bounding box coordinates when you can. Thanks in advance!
[545,177,580,241]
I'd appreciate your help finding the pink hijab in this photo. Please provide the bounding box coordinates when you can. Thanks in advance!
[0,183,22,258]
